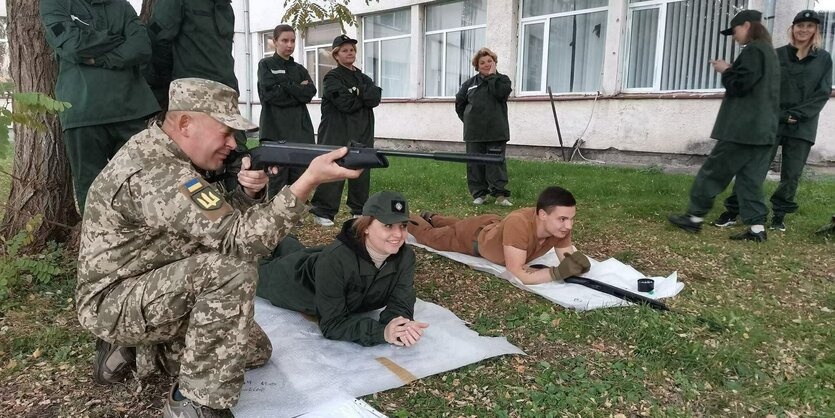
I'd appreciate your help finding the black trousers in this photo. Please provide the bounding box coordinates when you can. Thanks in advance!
[466,141,510,199]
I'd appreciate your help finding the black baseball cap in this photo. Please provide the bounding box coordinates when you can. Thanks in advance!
[331,34,357,49]
[362,191,416,225]
[720,9,762,36]
[793,10,821,25]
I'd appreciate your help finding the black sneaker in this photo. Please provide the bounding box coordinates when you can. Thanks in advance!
[713,211,738,228]
[93,338,136,385]
[770,214,786,232]
[729,228,767,242]
[668,214,702,233]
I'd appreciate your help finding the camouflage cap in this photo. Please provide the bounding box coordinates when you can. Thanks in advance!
[168,78,258,132]
[362,191,417,225]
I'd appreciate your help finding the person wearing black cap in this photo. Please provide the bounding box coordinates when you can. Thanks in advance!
[257,191,429,347]
[715,9,833,232]
[309,35,383,227]
[668,9,780,242]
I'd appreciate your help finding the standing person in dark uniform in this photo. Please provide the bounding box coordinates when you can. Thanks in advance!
[309,35,382,227]
[715,10,832,232]
[258,24,317,197]
[455,47,513,207]
[668,10,780,242]
[258,191,429,347]
[39,0,160,214]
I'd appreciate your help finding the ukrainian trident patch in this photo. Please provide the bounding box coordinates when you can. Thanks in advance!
[179,177,232,221]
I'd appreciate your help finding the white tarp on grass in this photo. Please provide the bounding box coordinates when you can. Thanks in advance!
[232,297,524,418]
[407,235,684,312]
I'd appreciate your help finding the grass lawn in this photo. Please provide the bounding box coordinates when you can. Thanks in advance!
[0,155,833,417]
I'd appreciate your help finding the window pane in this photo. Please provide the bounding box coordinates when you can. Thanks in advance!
[660,0,743,90]
[626,8,658,88]
[424,33,444,96]
[380,37,411,97]
[521,23,545,92]
[306,22,342,46]
[364,9,411,39]
[444,28,485,96]
[547,11,607,92]
[317,47,336,91]
[363,41,379,85]
[817,9,835,86]
[522,0,607,18]
[262,33,273,56]
[426,0,486,32]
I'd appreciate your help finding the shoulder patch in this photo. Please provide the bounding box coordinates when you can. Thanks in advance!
[178,177,233,221]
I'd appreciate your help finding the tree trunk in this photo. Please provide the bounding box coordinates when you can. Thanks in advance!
[1,0,79,251]
[140,0,157,23]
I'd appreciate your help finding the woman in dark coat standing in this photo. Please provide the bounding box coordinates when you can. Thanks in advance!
[257,191,429,347]
[716,10,833,232]
[668,10,780,242]
[309,35,382,227]
[455,48,513,207]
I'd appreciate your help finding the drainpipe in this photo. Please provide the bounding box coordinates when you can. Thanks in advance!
[243,0,253,120]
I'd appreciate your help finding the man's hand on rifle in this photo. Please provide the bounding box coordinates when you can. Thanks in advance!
[237,156,270,198]
[289,147,363,202]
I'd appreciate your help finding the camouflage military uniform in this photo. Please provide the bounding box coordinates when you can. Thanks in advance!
[77,80,303,409]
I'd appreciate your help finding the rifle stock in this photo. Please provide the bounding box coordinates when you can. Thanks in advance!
[564,276,669,311]
[249,141,505,170]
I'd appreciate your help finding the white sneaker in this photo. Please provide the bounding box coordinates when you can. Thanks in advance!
[495,196,513,206]
[313,216,334,227]
[472,197,486,205]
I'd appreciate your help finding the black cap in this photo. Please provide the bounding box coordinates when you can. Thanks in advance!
[720,9,762,36]
[331,34,357,49]
[361,191,416,225]
[793,10,821,25]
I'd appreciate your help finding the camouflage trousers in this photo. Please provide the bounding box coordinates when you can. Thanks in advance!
[83,252,272,409]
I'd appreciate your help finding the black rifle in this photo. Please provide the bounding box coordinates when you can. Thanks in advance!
[565,276,669,311]
[248,141,505,170]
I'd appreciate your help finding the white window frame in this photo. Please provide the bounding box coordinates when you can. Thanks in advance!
[260,32,273,58]
[362,9,412,99]
[302,22,341,99]
[516,4,609,96]
[623,0,749,93]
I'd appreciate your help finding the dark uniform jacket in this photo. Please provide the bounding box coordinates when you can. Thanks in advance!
[257,219,416,347]
[776,44,833,143]
[145,0,237,92]
[318,65,382,147]
[455,72,513,143]
[711,40,780,146]
[257,54,316,143]
[40,0,159,129]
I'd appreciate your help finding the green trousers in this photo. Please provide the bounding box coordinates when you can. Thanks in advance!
[466,141,510,199]
[63,118,148,214]
[309,170,370,220]
[724,136,813,217]
[687,141,773,225]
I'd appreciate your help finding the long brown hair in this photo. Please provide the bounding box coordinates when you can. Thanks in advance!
[746,21,772,47]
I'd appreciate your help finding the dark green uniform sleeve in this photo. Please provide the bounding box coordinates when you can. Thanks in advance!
[284,66,317,104]
[40,0,124,64]
[454,78,472,121]
[723,46,765,97]
[322,71,365,114]
[378,251,416,326]
[314,259,387,346]
[361,74,382,108]
[257,59,299,107]
[95,5,152,70]
[486,74,513,101]
[146,0,183,88]
[784,56,833,122]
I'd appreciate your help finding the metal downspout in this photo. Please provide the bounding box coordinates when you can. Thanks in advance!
[243,0,253,120]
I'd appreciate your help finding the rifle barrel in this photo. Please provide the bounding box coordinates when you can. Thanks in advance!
[379,150,505,165]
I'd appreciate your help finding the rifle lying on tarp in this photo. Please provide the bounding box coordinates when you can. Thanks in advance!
[247,141,505,170]
[564,276,669,311]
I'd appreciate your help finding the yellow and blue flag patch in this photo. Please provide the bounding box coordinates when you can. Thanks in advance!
[184,178,202,193]
[178,176,232,221]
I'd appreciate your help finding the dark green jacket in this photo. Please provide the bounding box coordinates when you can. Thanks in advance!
[257,54,316,143]
[257,220,416,346]
[776,45,833,143]
[318,65,382,147]
[145,0,237,92]
[711,40,780,146]
[455,73,512,143]
[40,0,159,129]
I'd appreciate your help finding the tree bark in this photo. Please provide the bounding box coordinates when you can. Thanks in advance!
[1,0,79,251]
[140,0,157,24]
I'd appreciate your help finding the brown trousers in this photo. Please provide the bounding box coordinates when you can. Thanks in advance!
[408,214,501,255]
